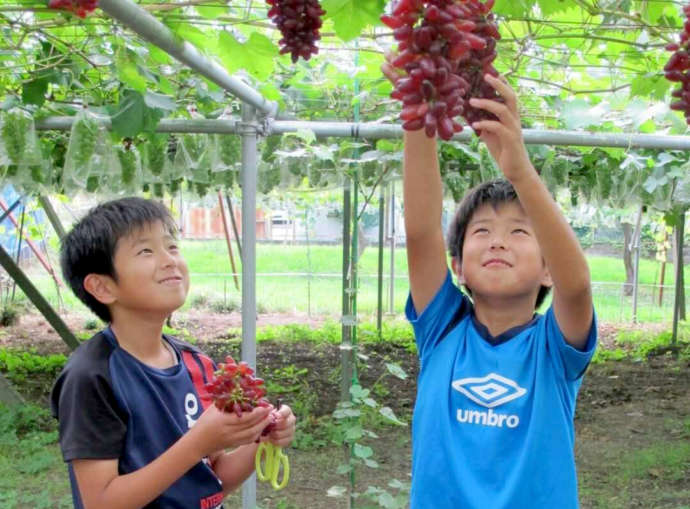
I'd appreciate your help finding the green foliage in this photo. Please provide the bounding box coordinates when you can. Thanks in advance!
[327,379,409,507]
[0,349,67,383]
[0,305,19,327]
[209,297,240,314]
[0,403,56,438]
[247,320,415,350]
[601,323,690,362]
[83,318,101,331]
[0,404,70,507]
[3,0,690,204]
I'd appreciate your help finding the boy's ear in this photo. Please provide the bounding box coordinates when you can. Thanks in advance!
[540,262,553,289]
[83,274,117,305]
[451,257,465,285]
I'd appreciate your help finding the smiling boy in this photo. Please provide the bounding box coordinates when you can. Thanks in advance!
[51,197,296,509]
[398,73,597,508]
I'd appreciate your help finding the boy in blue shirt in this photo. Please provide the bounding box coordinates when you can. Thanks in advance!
[51,197,296,508]
[397,72,596,507]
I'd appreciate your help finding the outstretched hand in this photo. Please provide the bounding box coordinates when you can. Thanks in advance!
[468,74,533,182]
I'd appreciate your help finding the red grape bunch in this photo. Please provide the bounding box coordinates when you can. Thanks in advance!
[47,0,98,18]
[381,0,501,140]
[266,0,326,63]
[204,356,272,417]
[665,4,690,124]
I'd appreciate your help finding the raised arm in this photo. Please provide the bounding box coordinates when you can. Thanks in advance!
[402,129,450,314]
[470,74,593,349]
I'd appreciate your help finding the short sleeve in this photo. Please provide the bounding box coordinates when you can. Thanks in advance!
[543,306,597,381]
[405,269,470,361]
[50,339,128,461]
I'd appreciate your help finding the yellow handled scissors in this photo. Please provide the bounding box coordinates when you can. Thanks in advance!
[255,441,289,490]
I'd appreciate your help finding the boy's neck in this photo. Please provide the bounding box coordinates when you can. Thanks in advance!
[109,312,171,366]
[472,297,536,337]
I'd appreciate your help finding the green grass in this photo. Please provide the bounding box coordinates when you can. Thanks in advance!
[0,404,72,509]
[20,241,690,323]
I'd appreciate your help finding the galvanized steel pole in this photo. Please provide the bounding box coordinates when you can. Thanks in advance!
[98,0,277,118]
[239,104,258,509]
[35,116,690,151]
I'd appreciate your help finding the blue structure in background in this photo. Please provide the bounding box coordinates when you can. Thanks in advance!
[0,185,47,263]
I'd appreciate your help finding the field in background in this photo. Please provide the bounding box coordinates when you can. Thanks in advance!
[16,240,690,323]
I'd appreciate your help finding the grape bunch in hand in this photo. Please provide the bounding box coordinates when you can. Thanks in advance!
[381,0,501,140]
[47,0,97,18]
[204,356,272,416]
[267,0,326,63]
[665,4,690,124]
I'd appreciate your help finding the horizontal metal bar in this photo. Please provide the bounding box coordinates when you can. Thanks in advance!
[35,116,241,134]
[98,0,277,118]
[271,121,690,150]
[34,116,690,150]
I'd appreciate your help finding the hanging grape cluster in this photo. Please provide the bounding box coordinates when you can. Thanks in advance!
[665,5,690,124]
[47,0,98,18]
[382,0,501,140]
[266,0,326,63]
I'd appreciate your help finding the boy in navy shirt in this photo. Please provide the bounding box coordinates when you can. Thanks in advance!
[51,197,296,508]
[387,68,597,507]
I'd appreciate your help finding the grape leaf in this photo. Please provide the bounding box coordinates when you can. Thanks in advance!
[109,90,164,138]
[322,0,384,41]
[22,77,49,107]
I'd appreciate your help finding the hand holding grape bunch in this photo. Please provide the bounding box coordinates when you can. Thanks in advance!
[204,356,278,435]
[381,0,502,140]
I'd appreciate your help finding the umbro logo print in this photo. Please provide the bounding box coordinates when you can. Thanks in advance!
[452,373,527,429]
[452,373,527,408]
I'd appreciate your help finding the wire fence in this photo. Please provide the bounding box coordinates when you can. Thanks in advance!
[14,272,687,325]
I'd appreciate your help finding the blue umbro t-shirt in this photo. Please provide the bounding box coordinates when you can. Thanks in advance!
[405,271,597,509]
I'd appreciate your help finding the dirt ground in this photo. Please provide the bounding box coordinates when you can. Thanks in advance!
[2,310,689,508]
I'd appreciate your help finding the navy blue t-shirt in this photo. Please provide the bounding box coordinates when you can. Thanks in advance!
[406,271,597,509]
[51,328,224,509]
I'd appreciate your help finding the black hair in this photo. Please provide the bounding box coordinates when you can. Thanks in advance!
[60,197,178,323]
[447,178,551,309]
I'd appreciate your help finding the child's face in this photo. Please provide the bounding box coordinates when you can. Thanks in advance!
[110,220,190,318]
[455,201,551,304]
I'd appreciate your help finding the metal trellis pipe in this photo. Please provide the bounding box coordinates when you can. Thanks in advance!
[35,116,690,150]
[97,0,278,118]
[238,103,259,509]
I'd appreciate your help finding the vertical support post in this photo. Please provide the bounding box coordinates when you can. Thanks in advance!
[631,206,643,323]
[225,193,243,258]
[239,104,258,509]
[217,191,240,290]
[341,175,352,402]
[388,181,396,314]
[377,181,385,338]
[658,229,669,307]
[672,212,686,346]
